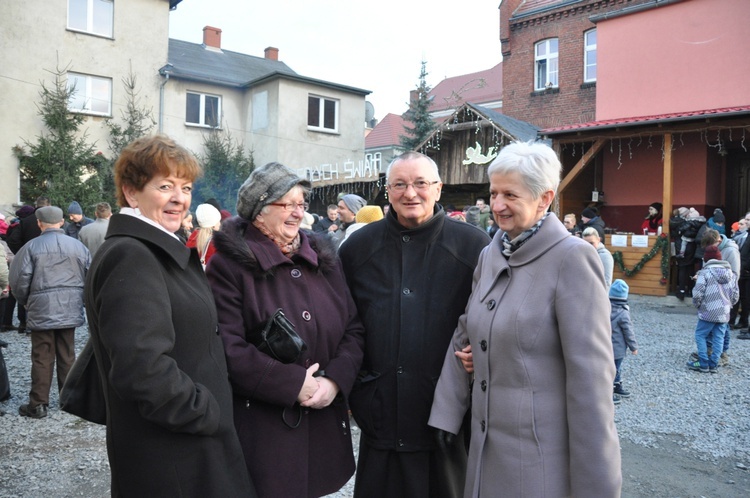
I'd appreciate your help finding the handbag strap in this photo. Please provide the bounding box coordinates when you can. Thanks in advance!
[200,234,213,265]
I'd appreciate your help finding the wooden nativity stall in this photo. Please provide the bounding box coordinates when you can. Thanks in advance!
[416,103,540,209]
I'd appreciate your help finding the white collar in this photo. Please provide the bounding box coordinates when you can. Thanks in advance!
[119,207,180,241]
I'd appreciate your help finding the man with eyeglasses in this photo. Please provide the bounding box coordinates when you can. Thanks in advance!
[339,151,490,498]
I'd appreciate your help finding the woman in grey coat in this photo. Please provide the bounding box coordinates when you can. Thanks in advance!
[429,141,621,497]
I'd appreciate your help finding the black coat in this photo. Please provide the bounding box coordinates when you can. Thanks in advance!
[6,210,40,254]
[85,214,254,497]
[339,206,490,452]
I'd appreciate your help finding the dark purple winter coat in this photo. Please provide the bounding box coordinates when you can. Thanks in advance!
[207,216,365,498]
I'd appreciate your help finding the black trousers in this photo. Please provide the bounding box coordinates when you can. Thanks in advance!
[353,433,467,498]
[730,277,750,326]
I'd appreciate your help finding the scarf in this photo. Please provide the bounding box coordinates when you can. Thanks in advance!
[501,212,551,258]
[253,218,301,255]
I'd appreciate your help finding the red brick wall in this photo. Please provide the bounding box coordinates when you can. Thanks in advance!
[501,0,651,129]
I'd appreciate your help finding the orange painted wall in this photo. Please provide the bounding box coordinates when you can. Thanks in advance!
[597,0,750,120]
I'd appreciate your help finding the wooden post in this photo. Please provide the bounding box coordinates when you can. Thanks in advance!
[663,133,673,236]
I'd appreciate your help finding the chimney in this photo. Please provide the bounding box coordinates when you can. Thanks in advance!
[264,47,279,61]
[203,26,222,50]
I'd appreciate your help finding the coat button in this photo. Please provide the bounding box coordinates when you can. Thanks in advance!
[487,299,496,310]
[402,288,411,295]
[397,366,404,374]
[302,311,311,321]
[481,420,486,432]
[215,326,220,336]
[398,439,404,447]
[480,340,487,351]
[402,235,410,242]
[291,268,302,278]
[481,380,487,391]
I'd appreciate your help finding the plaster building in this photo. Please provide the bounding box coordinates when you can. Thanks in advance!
[0,1,370,216]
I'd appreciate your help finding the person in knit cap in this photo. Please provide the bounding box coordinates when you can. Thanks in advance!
[707,208,726,235]
[687,244,738,373]
[186,203,222,269]
[340,205,384,247]
[63,200,94,239]
[206,161,365,497]
[609,279,638,405]
[675,207,707,300]
[579,206,605,239]
[640,202,663,234]
[332,194,366,249]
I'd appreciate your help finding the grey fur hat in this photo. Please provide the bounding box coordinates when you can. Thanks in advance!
[236,162,311,221]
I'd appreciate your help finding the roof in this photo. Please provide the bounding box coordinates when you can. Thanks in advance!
[169,0,183,8]
[428,63,503,112]
[167,39,297,88]
[468,104,540,142]
[365,113,407,149]
[540,105,750,136]
[511,0,584,20]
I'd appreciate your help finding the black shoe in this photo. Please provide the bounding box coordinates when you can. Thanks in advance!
[737,331,750,340]
[18,404,48,419]
[614,383,631,398]
[0,325,18,332]
[731,322,748,330]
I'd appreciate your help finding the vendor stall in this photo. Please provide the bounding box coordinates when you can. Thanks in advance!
[605,233,671,297]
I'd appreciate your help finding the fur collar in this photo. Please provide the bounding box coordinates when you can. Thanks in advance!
[213,216,339,277]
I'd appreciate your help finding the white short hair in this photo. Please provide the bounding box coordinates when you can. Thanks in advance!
[487,141,561,199]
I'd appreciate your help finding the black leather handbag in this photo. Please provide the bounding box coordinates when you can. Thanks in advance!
[249,309,307,364]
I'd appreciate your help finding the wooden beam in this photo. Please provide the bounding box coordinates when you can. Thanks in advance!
[662,133,673,236]
[558,138,607,194]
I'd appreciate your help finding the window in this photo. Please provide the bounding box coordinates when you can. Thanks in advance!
[534,38,559,90]
[308,95,338,132]
[186,92,221,127]
[67,72,112,115]
[68,0,114,38]
[584,29,597,82]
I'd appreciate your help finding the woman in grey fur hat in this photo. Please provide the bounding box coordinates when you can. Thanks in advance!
[206,162,365,498]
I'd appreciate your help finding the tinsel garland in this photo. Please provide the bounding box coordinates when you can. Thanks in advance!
[612,234,670,284]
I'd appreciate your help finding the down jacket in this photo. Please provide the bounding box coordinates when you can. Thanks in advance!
[692,259,739,323]
[9,228,90,330]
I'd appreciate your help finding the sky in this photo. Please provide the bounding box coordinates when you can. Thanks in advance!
[168,1,502,120]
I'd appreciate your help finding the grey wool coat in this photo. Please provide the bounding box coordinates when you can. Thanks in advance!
[429,213,622,498]
[85,214,254,497]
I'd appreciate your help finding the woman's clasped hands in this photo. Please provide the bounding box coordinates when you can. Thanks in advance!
[298,363,340,409]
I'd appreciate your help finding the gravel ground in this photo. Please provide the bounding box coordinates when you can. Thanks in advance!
[1,294,749,497]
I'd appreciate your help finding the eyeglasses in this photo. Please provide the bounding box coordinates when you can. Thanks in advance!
[268,201,309,212]
[387,180,439,192]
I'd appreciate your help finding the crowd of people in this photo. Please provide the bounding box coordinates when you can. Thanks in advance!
[11,133,745,497]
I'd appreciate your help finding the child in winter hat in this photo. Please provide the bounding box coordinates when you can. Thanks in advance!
[609,279,638,404]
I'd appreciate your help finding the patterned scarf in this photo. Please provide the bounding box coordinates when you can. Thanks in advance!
[252,218,301,255]
[501,212,551,258]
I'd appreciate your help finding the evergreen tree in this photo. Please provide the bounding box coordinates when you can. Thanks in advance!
[399,60,436,150]
[13,64,104,212]
[195,130,254,213]
[104,71,156,208]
